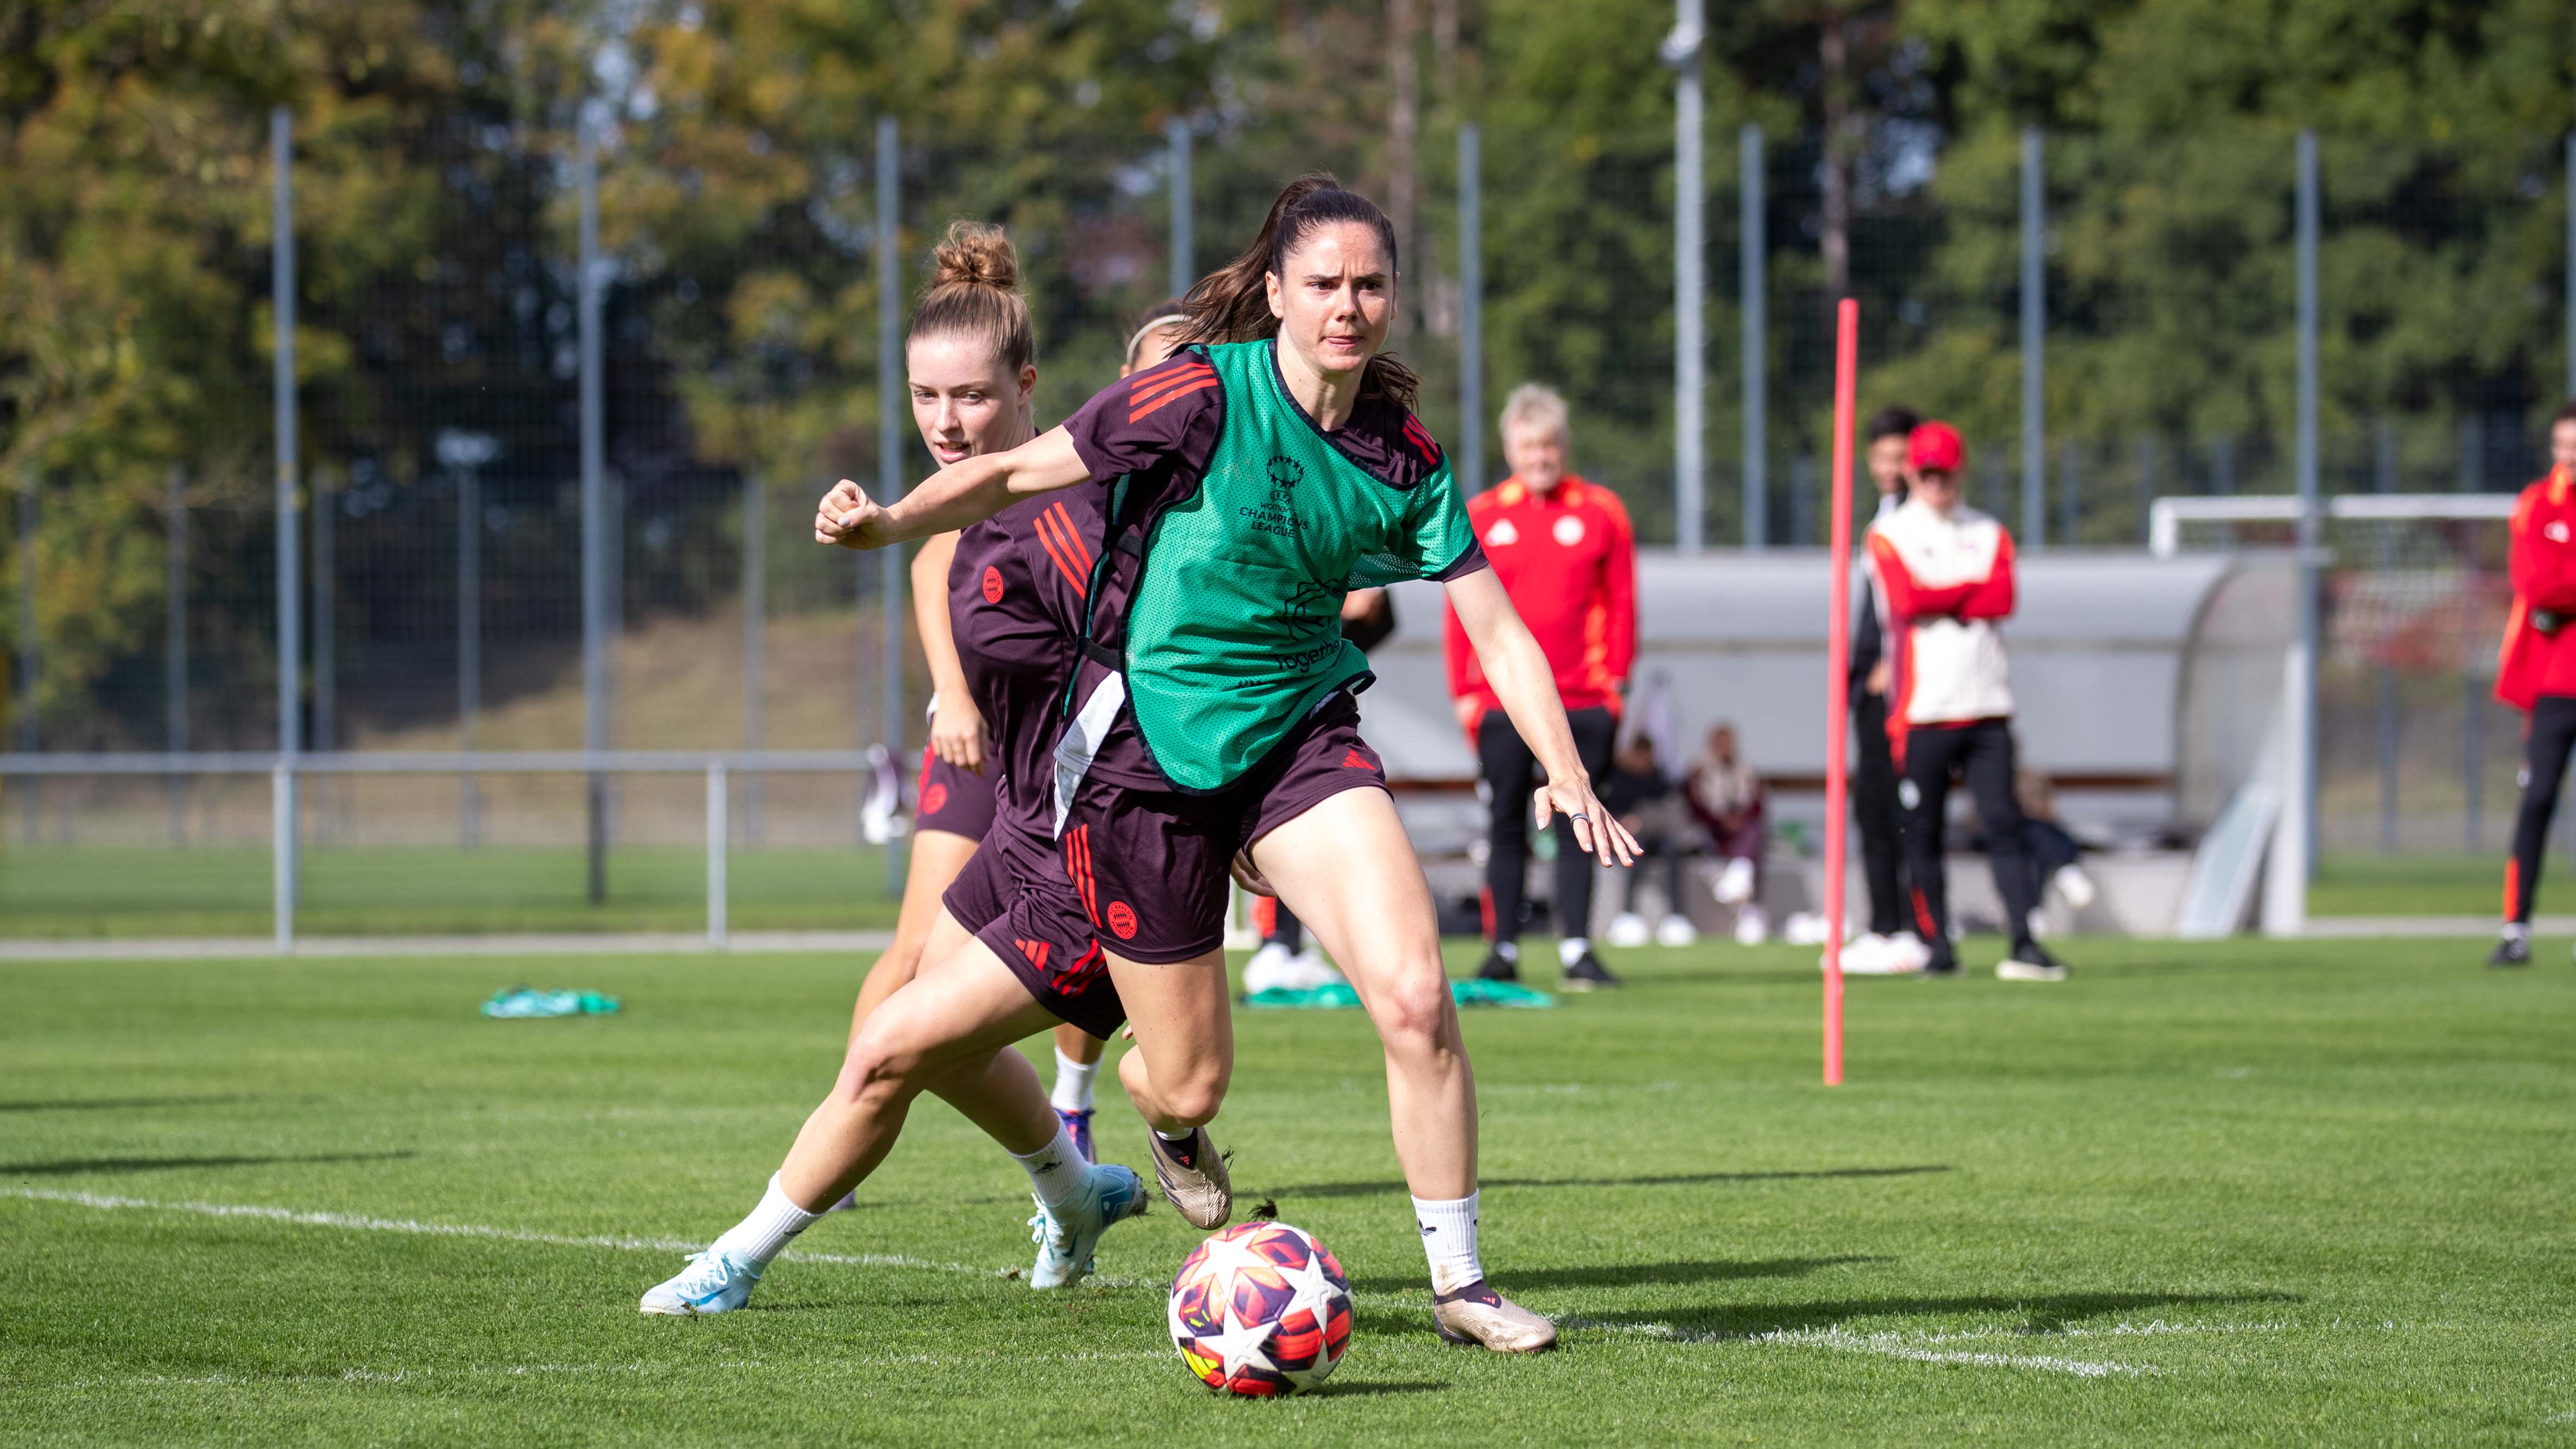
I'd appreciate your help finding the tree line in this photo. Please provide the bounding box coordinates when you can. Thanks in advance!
[2,1,2568,745]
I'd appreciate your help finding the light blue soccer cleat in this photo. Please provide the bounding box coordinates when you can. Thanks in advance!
[639,1249,764,1315]
[1026,1162,1149,1289]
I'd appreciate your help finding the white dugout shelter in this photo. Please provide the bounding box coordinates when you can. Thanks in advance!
[1361,549,2300,937]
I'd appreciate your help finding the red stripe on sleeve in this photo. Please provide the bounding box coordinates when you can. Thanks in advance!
[1126,362,1216,408]
[1031,508,1089,599]
[1129,376,1220,423]
[1049,502,1095,572]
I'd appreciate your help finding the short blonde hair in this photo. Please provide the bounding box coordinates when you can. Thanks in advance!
[1499,382,1570,444]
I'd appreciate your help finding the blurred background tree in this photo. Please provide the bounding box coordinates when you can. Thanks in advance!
[2,0,2570,742]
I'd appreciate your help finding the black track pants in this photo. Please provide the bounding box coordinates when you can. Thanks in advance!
[1853,690,1907,935]
[1480,705,1619,944]
[1897,718,2039,952]
[2505,695,2576,923]
[1265,902,1306,954]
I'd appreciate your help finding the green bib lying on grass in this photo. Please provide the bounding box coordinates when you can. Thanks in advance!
[1118,340,1474,791]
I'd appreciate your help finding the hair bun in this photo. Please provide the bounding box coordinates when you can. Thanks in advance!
[931,220,1020,294]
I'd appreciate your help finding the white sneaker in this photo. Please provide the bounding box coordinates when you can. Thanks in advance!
[1279,949,1345,991]
[1241,942,1299,994]
[1733,904,1769,945]
[1714,856,1756,906]
[1027,1162,1150,1289]
[1782,911,1832,946]
[1654,914,1699,947]
[2052,863,2098,910]
[640,1249,764,1315]
[1885,933,1934,973]
[1607,912,1652,949]
[1836,932,1894,975]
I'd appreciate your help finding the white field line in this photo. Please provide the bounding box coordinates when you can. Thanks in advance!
[10,1185,2255,1382]
[1567,1318,2156,1378]
[45,1350,1177,1394]
[1,1186,993,1277]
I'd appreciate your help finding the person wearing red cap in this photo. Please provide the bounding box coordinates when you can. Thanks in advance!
[1864,421,2064,981]
[1445,383,1637,989]
[2486,399,2576,967]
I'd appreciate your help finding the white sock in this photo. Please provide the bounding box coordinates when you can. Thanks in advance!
[1412,1191,1483,1294]
[1050,1048,1099,1114]
[1557,936,1592,967]
[2501,921,2530,940]
[1010,1123,1092,1215]
[1492,940,1519,962]
[708,1174,824,1268]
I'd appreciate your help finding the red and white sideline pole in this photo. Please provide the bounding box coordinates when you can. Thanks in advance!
[1820,297,1860,1086]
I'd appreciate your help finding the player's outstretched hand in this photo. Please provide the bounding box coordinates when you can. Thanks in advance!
[1534,778,1641,868]
[1228,849,1278,898]
[815,479,894,550]
[928,688,986,773]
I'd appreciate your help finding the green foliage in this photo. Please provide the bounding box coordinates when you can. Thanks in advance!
[4,1,2574,740]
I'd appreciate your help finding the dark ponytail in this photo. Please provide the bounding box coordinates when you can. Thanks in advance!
[1177,172,1419,410]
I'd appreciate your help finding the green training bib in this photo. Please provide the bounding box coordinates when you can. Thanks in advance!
[1119,341,1474,791]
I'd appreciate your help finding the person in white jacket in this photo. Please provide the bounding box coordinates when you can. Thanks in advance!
[1863,421,2066,982]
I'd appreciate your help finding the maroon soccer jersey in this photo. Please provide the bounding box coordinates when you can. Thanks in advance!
[1054,345,1486,791]
[945,490,1103,804]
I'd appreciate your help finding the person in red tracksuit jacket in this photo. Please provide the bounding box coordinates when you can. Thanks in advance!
[2485,400,2576,968]
[1444,383,1636,989]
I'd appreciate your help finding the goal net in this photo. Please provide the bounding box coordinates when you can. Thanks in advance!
[2154,494,2517,860]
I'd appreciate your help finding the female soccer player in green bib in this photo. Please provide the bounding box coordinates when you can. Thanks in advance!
[814,175,1638,1351]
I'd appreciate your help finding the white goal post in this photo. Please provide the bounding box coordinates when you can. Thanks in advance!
[2149,493,2516,558]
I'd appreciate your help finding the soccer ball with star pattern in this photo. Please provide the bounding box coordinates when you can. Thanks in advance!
[1168,1221,1354,1396]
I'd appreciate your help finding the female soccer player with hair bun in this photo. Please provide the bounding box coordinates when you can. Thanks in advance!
[852,221,1111,1160]
[641,221,1147,1315]
[815,174,1640,1352]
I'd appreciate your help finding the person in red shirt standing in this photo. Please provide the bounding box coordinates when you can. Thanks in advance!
[2487,400,2576,967]
[1445,383,1637,989]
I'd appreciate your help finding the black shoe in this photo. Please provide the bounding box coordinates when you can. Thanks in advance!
[2488,932,2531,968]
[1921,947,1960,978]
[1559,951,1622,991]
[1475,949,1520,982]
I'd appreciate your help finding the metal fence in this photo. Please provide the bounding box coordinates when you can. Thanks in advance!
[7,105,2576,938]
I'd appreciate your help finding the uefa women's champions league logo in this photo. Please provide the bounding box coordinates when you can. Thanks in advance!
[1266,455,1305,490]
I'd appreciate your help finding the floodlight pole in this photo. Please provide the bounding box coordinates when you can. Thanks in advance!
[1458,123,1484,494]
[2020,127,2045,551]
[1168,117,1194,300]
[1822,298,1858,1086]
[2268,130,2321,934]
[166,465,188,844]
[1668,0,1706,552]
[1740,124,1766,549]
[459,469,481,848]
[579,115,610,906]
[271,106,300,951]
[877,115,905,893]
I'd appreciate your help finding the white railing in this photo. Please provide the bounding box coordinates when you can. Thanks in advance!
[0,749,878,951]
[2148,492,2516,557]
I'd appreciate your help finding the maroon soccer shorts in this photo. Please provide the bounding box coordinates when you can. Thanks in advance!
[1050,692,1392,965]
[944,806,1124,1041]
[914,745,999,842]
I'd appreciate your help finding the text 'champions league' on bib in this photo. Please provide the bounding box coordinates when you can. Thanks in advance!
[1116,341,1475,792]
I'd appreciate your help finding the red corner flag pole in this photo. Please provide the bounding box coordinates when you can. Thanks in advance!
[1821,297,1860,1086]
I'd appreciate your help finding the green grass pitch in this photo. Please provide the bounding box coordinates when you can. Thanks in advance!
[0,845,2526,938]
[4,937,2572,1444]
